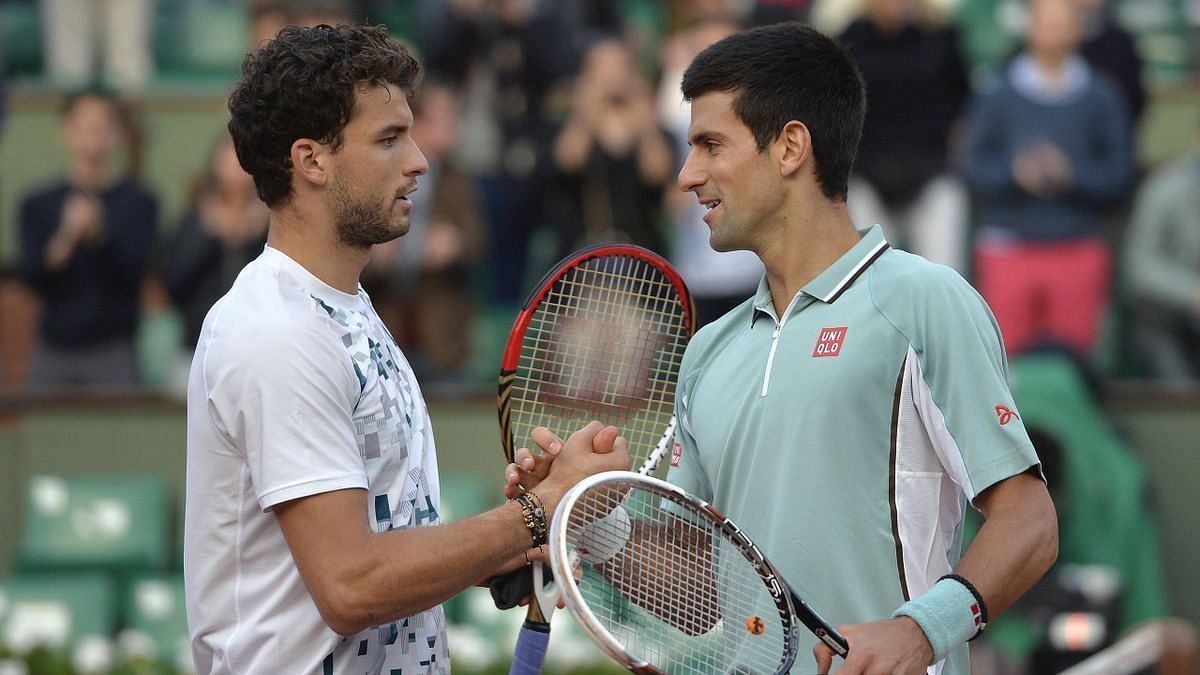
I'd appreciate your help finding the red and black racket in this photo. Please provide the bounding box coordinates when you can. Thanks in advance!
[494,243,695,673]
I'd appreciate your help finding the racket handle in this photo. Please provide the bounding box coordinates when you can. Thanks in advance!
[490,567,534,610]
[508,621,551,675]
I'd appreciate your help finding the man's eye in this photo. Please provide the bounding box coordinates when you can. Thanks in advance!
[382,137,396,147]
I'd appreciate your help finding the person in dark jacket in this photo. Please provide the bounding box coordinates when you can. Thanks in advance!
[963,0,1133,360]
[162,132,268,394]
[18,89,158,389]
[839,0,972,272]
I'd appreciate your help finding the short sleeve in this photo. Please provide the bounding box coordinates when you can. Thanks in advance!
[665,354,714,504]
[902,268,1040,503]
[201,309,367,511]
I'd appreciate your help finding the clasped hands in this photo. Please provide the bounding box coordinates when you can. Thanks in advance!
[481,422,629,599]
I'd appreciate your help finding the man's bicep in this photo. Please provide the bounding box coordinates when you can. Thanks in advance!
[272,488,372,615]
[972,468,1051,522]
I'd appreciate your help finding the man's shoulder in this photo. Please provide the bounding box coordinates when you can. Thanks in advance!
[867,250,989,331]
[204,257,339,350]
[870,248,970,297]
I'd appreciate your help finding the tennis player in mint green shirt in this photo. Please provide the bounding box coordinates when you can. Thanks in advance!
[665,22,1058,675]
[505,21,1057,675]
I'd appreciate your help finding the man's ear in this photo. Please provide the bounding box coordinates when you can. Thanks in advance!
[291,138,328,188]
[778,120,811,178]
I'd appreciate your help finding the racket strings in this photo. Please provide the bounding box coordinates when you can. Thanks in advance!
[509,255,689,467]
[565,483,793,674]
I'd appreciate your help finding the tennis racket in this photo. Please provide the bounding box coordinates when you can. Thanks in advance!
[495,243,696,673]
[549,470,849,674]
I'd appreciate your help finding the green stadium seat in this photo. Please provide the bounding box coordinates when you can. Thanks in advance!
[0,572,117,653]
[15,474,172,575]
[438,472,495,524]
[0,2,43,79]
[438,472,497,624]
[121,573,190,670]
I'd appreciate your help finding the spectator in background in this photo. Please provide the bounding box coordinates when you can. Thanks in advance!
[422,0,584,302]
[17,89,158,390]
[363,80,487,390]
[966,355,1195,675]
[747,0,811,26]
[0,46,7,133]
[963,0,1133,360]
[546,38,674,255]
[162,132,269,396]
[1075,0,1145,130]
[247,0,357,50]
[1121,131,1200,388]
[39,0,154,92]
[247,0,291,48]
[657,16,764,327]
[840,0,972,273]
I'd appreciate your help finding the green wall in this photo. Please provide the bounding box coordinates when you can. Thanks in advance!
[0,395,1197,633]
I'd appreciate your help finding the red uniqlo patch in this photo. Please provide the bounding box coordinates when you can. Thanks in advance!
[671,440,683,467]
[812,327,848,357]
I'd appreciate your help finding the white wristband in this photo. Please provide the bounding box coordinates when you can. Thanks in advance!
[572,505,631,565]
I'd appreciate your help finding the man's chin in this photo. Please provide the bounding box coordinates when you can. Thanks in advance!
[338,221,410,249]
[380,221,410,243]
[708,233,739,254]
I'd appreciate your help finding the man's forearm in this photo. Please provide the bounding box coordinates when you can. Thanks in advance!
[953,471,1058,619]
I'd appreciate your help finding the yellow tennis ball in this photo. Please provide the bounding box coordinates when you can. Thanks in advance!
[746,615,765,635]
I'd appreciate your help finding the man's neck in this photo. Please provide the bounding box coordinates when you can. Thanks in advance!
[758,199,861,318]
[267,203,369,295]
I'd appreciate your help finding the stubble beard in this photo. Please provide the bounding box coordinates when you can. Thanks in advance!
[331,174,408,249]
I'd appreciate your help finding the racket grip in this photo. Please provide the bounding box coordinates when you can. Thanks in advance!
[490,567,534,610]
[508,622,551,675]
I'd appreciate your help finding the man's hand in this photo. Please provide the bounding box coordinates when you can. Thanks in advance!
[813,617,932,675]
[503,423,623,500]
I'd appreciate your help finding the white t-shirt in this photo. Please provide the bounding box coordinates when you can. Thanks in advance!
[185,246,449,674]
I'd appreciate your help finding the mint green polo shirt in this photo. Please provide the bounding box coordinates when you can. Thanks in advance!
[667,226,1040,674]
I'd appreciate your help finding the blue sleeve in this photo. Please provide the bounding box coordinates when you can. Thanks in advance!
[962,89,1018,199]
[1068,83,1134,203]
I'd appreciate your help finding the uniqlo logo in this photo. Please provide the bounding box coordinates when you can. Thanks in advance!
[671,440,683,467]
[812,327,848,357]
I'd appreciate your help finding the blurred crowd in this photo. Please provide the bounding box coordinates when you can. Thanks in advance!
[1,0,1199,396]
[0,1,1198,671]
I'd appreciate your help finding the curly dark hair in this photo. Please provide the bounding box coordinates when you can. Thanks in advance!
[681,22,865,202]
[227,24,421,208]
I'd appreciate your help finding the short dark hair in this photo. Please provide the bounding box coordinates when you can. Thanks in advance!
[680,22,865,201]
[227,23,421,208]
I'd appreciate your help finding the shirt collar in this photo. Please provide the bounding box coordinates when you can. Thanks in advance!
[1009,53,1091,105]
[751,224,891,324]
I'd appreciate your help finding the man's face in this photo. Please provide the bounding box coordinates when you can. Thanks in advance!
[62,96,121,166]
[328,82,428,249]
[677,91,784,253]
